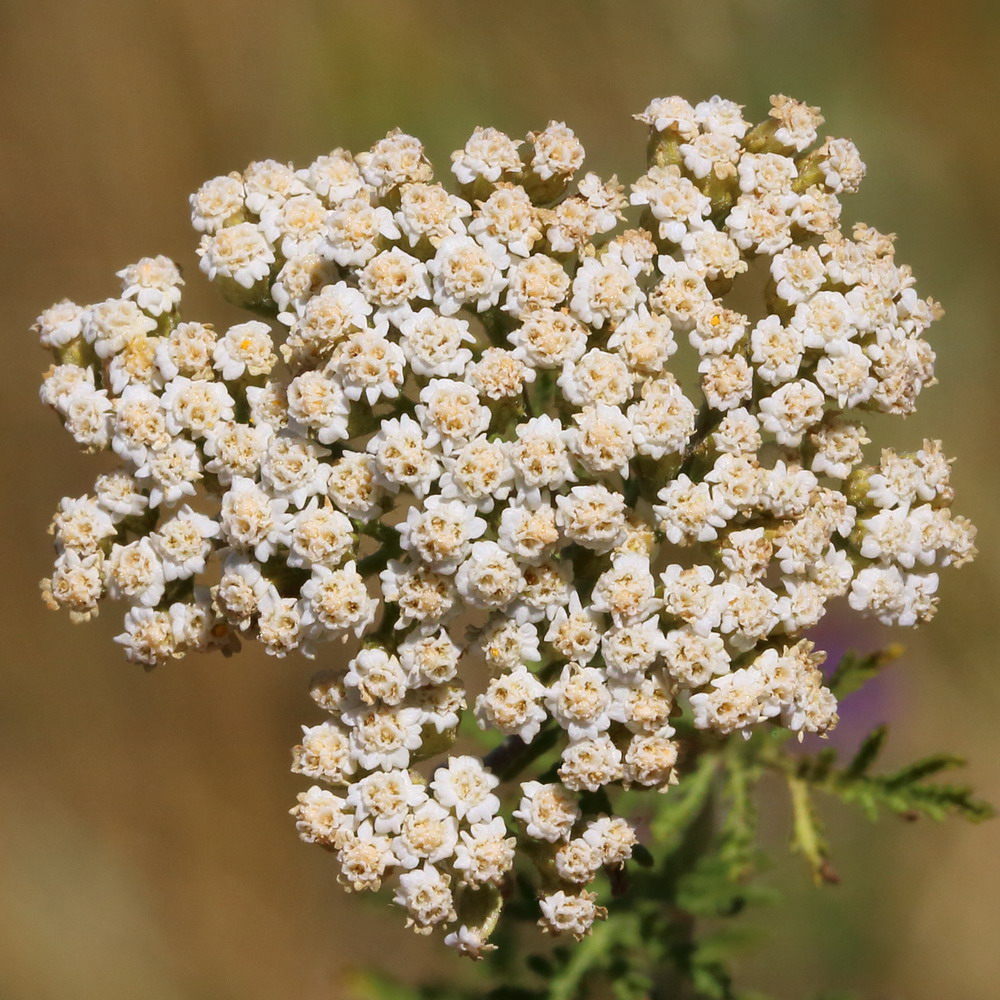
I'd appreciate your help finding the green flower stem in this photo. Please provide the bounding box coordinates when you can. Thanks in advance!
[678,399,724,478]
[787,772,836,886]
[483,722,562,783]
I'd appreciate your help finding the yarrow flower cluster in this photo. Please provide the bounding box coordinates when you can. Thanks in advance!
[38,94,975,955]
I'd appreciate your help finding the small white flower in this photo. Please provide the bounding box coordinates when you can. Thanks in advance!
[395,181,471,248]
[357,129,433,194]
[591,552,659,625]
[443,924,497,960]
[513,781,580,843]
[189,173,244,234]
[545,663,613,742]
[332,329,406,405]
[818,137,866,194]
[630,166,710,243]
[398,309,475,378]
[527,121,585,181]
[197,222,275,289]
[287,499,354,570]
[151,505,219,581]
[601,617,668,681]
[429,756,500,824]
[219,476,292,561]
[50,495,116,556]
[450,126,522,186]
[114,605,180,666]
[469,184,542,257]
[367,414,441,499]
[117,256,183,316]
[93,471,148,522]
[398,496,487,572]
[214,552,270,629]
[750,315,804,385]
[558,735,624,792]
[336,820,398,892]
[83,298,157,359]
[455,541,524,610]
[323,197,400,268]
[569,256,643,330]
[301,560,378,640]
[260,432,331,508]
[694,95,748,138]
[509,309,588,369]
[538,890,607,939]
[663,626,730,689]
[344,703,425,772]
[555,485,627,552]
[393,800,460,870]
[380,559,457,629]
[544,594,603,664]
[161,377,236,439]
[427,234,509,315]
[509,415,576,503]
[357,247,431,324]
[758,379,827,447]
[453,817,516,887]
[393,863,456,934]
[259,192,329,258]
[416,378,491,454]
[398,628,462,687]
[203,421,272,485]
[213,321,276,381]
[298,148,365,204]
[634,96,698,138]
[243,158,309,214]
[497,500,559,564]
[473,612,541,670]
[347,769,427,835]
[503,254,570,318]
[135,438,203,508]
[439,436,513,513]
[768,94,824,152]
[476,665,547,743]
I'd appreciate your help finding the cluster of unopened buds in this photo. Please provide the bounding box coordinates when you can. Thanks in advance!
[38,93,975,956]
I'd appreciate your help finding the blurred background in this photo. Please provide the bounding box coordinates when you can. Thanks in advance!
[2,0,998,997]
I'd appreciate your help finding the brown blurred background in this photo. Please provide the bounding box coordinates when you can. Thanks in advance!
[2,1,999,997]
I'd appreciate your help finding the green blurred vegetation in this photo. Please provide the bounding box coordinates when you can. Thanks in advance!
[1,1,997,997]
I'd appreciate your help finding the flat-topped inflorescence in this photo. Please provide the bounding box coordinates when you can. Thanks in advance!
[37,94,976,955]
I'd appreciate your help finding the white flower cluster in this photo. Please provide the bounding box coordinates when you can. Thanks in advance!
[37,94,975,954]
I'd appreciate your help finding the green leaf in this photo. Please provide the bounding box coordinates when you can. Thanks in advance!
[718,749,760,882]
[610,968,654,1000]
[486,989,548,1000]
[350,971,452,1000]
[825,737,995,824]
[649,750,718,853]
[547,917,618,1000]
[843,725,888,780]
[525,954,552,978]
[631,843,655,868]
[883,753,965,789]
[690,948,735,1000]
[827,644,903,698]
[865,779,995,823]
[457,706,501,750]
[676,850,777,918]
[787,774,838,885]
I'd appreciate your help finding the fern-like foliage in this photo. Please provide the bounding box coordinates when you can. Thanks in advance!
[353,647,992,1000]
